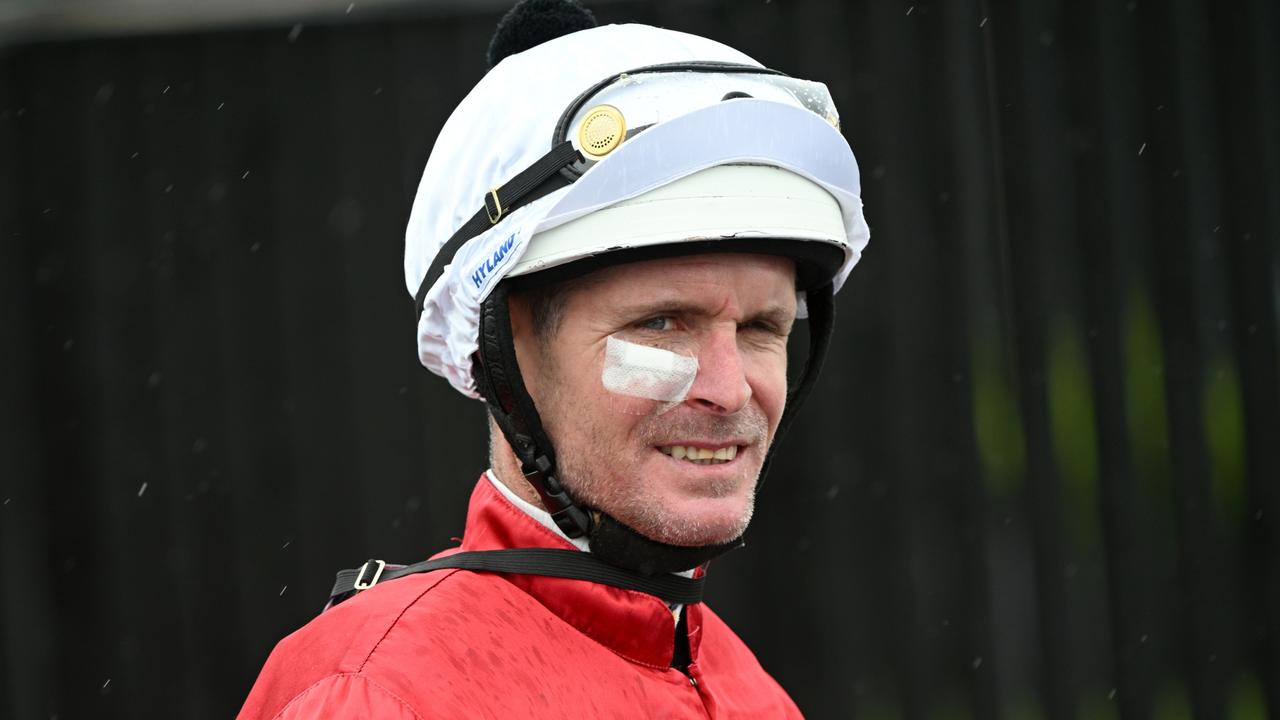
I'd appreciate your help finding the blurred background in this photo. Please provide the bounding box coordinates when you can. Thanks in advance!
[1,0,1277,718]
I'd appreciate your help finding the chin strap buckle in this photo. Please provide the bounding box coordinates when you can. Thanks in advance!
[523,455,593,538]
[549,504,593,538]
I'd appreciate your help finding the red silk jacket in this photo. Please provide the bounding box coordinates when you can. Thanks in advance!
[238,476,802,719]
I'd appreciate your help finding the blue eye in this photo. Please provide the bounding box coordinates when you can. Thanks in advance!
[640,316,676,331]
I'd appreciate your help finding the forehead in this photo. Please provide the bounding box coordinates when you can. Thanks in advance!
[564,252,797,310]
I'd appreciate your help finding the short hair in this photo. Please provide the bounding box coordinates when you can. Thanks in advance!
[525,282,570,346]
[515,272,595,348]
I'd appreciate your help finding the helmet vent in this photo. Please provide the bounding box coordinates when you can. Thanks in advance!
[577,105,626,159]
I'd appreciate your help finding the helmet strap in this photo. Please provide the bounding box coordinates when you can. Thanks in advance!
[475,284,593,538]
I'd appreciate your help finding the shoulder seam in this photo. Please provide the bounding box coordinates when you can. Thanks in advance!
[270,673,424,720]
[360,674,425,719]
[355,568,465,671]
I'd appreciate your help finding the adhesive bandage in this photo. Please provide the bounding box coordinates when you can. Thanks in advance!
[601,335,698,407]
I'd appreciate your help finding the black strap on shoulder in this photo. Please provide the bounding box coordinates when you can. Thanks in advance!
[328,548,705,609]
[412,141,581,316]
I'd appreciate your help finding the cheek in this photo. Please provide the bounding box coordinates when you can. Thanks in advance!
[560,351,641,432]
[745,351,789,429]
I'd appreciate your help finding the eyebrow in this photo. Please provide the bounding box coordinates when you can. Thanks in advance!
[609,300,796,327]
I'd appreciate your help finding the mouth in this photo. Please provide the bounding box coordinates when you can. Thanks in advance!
[656,444,744,466]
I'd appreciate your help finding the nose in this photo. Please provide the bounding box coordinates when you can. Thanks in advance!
[685,326,751,414]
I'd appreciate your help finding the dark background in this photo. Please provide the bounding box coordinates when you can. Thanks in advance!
[2,0,1277,718]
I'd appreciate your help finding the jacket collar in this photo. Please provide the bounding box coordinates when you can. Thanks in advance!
[449,474,703,668]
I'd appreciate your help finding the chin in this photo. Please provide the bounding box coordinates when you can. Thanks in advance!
[625,493,756,548]
[561,450,761,546]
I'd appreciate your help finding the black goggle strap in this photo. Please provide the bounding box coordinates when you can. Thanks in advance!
[412,140,581,318]
[475,283,593,538]
[757,282,836,487]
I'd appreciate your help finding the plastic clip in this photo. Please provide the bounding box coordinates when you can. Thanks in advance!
[353,559,386,591]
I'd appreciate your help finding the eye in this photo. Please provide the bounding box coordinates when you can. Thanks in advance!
[639,316,676,332]
[742,320,784,336]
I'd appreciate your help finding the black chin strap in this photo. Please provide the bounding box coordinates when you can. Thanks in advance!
[472,279,836,576]
[475,283,593,538]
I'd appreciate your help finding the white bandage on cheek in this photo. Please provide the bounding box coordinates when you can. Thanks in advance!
[601,335,699,403]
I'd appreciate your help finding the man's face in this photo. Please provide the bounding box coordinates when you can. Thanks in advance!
[511,253,797,547]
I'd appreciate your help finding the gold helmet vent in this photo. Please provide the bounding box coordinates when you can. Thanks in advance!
[577,105,626,159]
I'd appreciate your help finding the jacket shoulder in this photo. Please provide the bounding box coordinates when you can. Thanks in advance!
[239,568,484,719]
[261,674,423,720]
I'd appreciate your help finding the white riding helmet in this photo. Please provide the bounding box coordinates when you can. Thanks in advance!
[405,22,870,399]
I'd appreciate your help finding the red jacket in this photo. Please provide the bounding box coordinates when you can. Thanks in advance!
[238,475,802,719]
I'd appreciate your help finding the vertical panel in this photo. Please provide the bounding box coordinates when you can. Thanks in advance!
[938,0,1011,717]
[194,33,302,700]
[257,25,361,613]
[0,53,58,720]
[1079,0,1159,716]
[990,0,1081,716]
[1141,0,1233,716]
[1214,0,1280,715]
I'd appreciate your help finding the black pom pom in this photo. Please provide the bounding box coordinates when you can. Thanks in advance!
[486,0,598,69]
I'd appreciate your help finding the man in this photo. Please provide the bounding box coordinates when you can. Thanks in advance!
[239,1,869,717]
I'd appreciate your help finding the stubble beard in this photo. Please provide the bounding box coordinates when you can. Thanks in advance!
[541,373,771,547]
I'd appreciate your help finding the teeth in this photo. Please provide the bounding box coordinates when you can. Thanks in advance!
[658,445,738,465]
